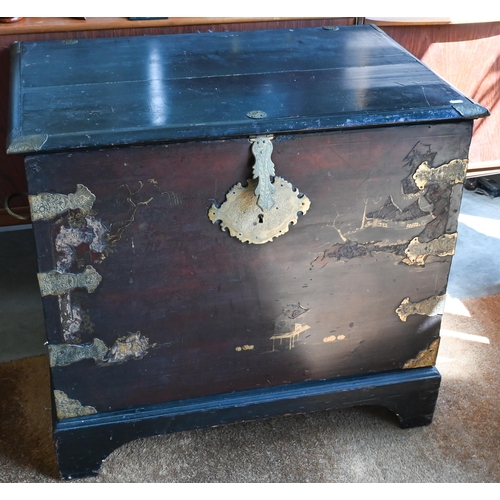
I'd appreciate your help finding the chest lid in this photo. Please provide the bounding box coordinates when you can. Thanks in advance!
[7,24,488,154]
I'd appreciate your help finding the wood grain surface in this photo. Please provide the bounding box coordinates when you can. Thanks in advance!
[27,122,471,413]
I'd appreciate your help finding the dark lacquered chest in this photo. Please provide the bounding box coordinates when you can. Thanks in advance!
[7,25,488,478]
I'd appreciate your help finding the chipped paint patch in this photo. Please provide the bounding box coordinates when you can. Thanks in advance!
[396,295,446,322]
[412,159,468,190]
[235,345,255,351]
[85,216,108,254]
[271,324,311,350]
[326,241,370,260]
[316,240,408,264]
[314,231,456,267]
[54,390,97,419]
[55,215,109,271]
[323,334,346,343]
[79,308,95,337]
[55,226,88,271]
[58,294,82,343]
[274,303,310,333]
[103,331,150,364]
[58,295,94,344]
[270,303,311,350]
[49,338,108,367]
[364,196,434,230]
[403,233,457,266]
[403,338,440,369]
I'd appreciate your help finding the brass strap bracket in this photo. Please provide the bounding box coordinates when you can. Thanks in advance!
[30,184,95,222]
[38,265,102,297]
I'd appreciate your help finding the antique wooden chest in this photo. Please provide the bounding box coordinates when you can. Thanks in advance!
[7,25,488,478]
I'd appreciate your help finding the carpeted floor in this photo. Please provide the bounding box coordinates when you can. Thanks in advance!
[1,293,499,482]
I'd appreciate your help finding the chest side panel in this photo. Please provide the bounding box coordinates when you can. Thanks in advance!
[26,121,472,416]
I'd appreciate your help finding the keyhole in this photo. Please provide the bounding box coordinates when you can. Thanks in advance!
[258,214,264,224]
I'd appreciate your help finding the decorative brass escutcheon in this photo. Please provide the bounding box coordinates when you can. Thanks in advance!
[250,135,276,212]
[208,135,311,244]
[30,184,96,222]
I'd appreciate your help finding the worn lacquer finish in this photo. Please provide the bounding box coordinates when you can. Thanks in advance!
[7,26,487,154]
[26,121,471,416]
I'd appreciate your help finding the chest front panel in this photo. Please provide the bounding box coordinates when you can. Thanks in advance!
[27,121,471,416]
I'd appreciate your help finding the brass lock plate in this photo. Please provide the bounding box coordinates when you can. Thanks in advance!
[208,136,311,244]
[209,177,311,244]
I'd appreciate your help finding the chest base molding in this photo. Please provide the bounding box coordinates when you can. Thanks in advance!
[54,367,440,479]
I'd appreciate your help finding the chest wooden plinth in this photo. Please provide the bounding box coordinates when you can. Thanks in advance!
[8,25,488,479]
